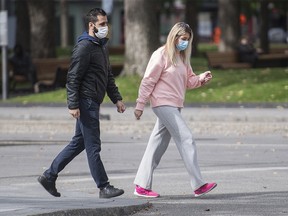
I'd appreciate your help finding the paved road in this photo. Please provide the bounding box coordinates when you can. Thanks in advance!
[0,105,287,215]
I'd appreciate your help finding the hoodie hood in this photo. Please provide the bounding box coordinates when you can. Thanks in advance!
[77,31,108,45]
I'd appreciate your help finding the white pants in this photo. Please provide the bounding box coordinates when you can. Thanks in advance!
[134,106,205,190]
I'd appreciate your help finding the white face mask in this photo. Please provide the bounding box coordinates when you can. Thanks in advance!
[94,26,108,39]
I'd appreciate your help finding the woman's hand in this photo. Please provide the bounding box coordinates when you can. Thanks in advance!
[134,109,143,120]
[199,71,212,84]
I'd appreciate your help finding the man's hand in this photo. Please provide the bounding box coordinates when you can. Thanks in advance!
[69,108,80,118]
[134,109,143,120]
[116,100,126,113]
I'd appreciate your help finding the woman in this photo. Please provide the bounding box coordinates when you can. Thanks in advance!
[133,22,217,198]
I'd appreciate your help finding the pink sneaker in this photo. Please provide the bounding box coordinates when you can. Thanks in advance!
[134,185,160,198]
[194,183,217,197]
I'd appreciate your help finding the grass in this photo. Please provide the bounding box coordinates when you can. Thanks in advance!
[186,68,288,103]
[4,67,287,105]
[2,51,288,105]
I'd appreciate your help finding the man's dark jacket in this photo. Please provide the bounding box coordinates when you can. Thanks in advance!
[66,31,122,109]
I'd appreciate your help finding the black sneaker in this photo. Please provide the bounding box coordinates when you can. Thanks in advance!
[99,184,124,198]
[37,175,61,197]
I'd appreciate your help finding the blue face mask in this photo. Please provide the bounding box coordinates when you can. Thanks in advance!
[176,39,189,51]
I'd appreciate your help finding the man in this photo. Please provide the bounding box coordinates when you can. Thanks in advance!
[38,8,126,199]
[237,36,260,67]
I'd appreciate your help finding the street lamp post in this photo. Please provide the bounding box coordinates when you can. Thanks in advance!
[0,0,8,100]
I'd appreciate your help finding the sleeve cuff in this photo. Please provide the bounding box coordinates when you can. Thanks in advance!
[135,102,145,111]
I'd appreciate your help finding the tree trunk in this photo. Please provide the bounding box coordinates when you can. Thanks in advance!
[259,0,269,53]
[60,0,68,48]
[27,0,56,58]
[15,0,30,53]
[123,0,160,76]
[218,0,241,52]
[185,0,199,56]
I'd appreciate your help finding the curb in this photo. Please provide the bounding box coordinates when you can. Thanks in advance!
[0,102,287,108]
[30,201,152,216]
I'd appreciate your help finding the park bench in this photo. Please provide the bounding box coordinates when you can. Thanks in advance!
[4,58,69,92]
[269,47,288,54]
[108,45,124,76]
[108,45,125,55]
[32,58,70,93]
[205,51,252,69]
[7,46,125,92]
[7,61,31,91]
[257,49,288,67]
[8,45,125,92]
[206,48,288,69]
[33,55,124,93]
[1,60,35,91]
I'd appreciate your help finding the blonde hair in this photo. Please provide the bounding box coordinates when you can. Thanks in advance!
[165,22,193,66]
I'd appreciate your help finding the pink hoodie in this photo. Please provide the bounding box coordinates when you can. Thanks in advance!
[136,46,203,111]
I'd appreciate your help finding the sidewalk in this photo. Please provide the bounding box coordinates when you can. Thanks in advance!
[0,104,287,143]
[0,104,287,216]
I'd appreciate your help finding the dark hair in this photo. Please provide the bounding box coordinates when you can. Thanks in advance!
[177,22,192,37]
[84,8,107,30]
